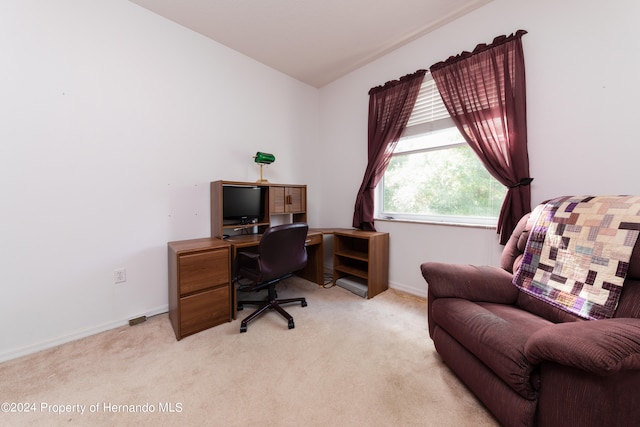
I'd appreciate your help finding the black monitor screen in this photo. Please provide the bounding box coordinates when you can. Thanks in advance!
[222,185,265,223]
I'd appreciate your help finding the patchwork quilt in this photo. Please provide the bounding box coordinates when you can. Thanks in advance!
[513,195,640,320]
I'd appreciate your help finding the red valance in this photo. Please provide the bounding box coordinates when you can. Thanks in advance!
[430,30,528,71]
[368,69,426,95]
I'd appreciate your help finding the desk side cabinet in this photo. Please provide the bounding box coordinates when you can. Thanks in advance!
[168,238,232,340]
[333,230,389,298]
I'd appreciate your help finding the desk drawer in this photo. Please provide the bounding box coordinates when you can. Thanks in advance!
[180,286,230,337]
[178,248,229,296]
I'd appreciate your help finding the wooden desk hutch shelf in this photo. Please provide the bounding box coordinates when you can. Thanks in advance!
[210,180,307,238]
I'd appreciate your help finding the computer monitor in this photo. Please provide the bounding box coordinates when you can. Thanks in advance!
[222,185,265,224]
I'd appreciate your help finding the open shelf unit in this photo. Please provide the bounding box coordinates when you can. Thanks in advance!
[333,230,389,299]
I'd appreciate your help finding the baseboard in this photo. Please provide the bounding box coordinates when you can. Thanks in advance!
[388,280,427,300]
[0,305,168,363]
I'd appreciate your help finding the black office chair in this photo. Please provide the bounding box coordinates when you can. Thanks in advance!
[235,223,309,332]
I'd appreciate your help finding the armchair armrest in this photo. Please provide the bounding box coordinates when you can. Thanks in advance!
[421,262,518,304]
[524,318,640,375]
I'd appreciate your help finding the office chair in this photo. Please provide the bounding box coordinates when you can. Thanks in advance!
[235,223,309,332]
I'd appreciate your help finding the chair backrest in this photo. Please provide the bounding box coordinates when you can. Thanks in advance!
[257,223,309,282]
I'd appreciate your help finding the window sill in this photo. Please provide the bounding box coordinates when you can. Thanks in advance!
[375,216,497,230]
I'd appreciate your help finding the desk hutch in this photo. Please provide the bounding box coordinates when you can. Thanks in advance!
[210,180,307,238]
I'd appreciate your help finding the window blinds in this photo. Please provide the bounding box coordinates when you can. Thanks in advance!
[403,74,454,137]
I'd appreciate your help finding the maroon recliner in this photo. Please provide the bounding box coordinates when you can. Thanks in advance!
[421,210,640,427]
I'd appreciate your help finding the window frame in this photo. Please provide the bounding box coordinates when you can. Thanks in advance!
[374,75,503,228]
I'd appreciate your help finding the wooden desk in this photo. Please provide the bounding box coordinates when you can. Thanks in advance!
[168,228,389,338]
[226,229,324,319]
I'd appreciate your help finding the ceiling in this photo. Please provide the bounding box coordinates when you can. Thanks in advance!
[129,0,492,88]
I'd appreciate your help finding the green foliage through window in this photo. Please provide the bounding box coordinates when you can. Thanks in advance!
[381,143,505,221]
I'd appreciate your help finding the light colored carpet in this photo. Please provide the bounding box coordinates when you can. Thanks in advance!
[1,277,498,426]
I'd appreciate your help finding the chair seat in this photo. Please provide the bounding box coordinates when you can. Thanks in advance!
[432,298,552,399]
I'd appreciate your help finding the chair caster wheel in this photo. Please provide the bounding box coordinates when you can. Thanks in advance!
[288,320,295,329]
[301,300,307,307]
[240,324,247,333]
[237,304,244,311]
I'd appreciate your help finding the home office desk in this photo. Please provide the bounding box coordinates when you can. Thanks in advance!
[168,227,389,339]
[169,180,390,339]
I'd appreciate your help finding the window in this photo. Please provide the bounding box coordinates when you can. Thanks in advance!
[376,75,505,226]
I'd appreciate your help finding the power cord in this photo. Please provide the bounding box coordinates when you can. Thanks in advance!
[321,272,335,288]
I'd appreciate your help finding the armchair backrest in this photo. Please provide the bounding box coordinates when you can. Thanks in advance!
[500,212,532,275]
[257,223,309,282]
[500,204,640,321]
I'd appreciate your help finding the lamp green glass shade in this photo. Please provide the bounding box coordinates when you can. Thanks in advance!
[254,152,275,164]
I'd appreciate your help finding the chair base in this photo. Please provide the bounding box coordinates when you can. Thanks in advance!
[238,297,307,332]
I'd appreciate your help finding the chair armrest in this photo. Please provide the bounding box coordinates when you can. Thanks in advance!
[238,251,259,261]
[236,251,260,271]
[421,262,518,303]
[524,318,640,375]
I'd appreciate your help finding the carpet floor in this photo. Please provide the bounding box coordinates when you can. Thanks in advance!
[1,277,498,426]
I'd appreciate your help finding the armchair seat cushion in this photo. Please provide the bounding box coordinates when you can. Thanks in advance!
[432,298,552,399]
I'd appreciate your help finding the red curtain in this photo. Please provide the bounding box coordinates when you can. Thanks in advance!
[352,70,426,230]
[430,30,531,244]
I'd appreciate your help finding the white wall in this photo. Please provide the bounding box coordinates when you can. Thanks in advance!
[0,0,319,361]
[315,0,640,297]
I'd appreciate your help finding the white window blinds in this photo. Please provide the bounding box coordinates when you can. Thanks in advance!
[403,74,454,137]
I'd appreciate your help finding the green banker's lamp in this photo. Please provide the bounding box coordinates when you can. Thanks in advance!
[254,152,275,183]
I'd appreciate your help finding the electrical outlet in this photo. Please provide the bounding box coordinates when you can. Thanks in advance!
[114,268,126,284]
